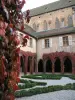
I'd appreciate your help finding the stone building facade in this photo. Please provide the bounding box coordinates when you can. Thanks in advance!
[19,0,75,74]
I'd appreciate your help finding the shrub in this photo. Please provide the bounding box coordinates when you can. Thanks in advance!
[15,83,75,98]
[21,74,75,80]
[18,79,47,89]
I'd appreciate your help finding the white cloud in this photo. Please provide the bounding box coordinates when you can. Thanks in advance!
[22,0,59,12]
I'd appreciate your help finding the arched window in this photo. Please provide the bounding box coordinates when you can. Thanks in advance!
[55,18,60,28]
[60,18,65,28]
[43,20,47,30]
[36,23,39,31]
[68,15,73,27]
[73,12,75,20]
[48,20,51,29]
[33,23,36,30]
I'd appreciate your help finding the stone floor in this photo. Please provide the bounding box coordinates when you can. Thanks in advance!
[15,90,75,100]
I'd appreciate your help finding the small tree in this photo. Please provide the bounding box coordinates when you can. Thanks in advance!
[0,0,30,99]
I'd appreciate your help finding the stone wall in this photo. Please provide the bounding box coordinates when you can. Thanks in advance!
[25,7,74,32]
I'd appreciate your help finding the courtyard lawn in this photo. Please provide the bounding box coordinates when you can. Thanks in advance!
[15,74,75,98]
[21,74,75,80]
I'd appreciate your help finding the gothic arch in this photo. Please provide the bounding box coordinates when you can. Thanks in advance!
[33,23,37,30]
[55,17,60,28]
[54,57,61,72]
[43,20,48,30]
[68,15,73,27]
[38,59,43,72]
[46,59,52,72]
[60,18,65,27]
[64,56,72,73]
[43,52,75,74]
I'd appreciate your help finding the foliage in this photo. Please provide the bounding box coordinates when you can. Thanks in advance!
[21,74,75,80]
[15,83,75,98]
[18,79,47,89]
[0,0,30,99]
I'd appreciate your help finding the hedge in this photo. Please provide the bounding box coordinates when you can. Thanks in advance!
[18,79,47,89]
[15,83,75,98]
[21,74,75,80]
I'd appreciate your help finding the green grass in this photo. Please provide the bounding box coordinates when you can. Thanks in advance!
[15,83,75,98]
[21,74,75,80]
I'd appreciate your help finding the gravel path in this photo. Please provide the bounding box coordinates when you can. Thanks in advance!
[20,77,75,86]
[15,90,75,100]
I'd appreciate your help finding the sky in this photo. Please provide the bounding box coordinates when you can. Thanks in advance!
[22,0,59,12]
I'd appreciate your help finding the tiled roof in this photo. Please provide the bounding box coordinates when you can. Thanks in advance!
[30,27,75,39]
[17,26,75,39]
[24,0,75,17]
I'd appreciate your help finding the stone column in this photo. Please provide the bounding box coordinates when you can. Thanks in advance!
[43,60,46,73]
[30,57,34,74]
[72,62,75,74]
[72,58,75,74]
[72,67,75,74]
[34,58,38,73]
[24,56,28,74]
[61,59,64,74]
[52,62,54,74]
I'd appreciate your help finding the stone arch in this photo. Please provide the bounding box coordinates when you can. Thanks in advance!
[55,17,60,28]
[68,15,73,27]
[33,23,37,31]
[46,59,52,72]
[60,18,65,27]
[36,23,39,31]
[64,57,72,73]
[54,57,61,72]
[38,59,43,72]
[43,20,48,30]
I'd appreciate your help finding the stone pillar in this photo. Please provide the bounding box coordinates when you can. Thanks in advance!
[43,60,46,73]
[72,67,75,74]
[35,58,38,73]
[61,60,64,74]
[72,58,75,74]
[24,56,28,74]
[30,57,34,74]
[52,62,54,74]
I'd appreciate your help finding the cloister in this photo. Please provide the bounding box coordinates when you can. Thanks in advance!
[20,51,75,74]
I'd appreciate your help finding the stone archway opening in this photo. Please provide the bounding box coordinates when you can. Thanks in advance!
[34,59,36,72]
[38,59,43,72]
[46,59,52,72]
[28,56,32,72]
[54,58,61,72]
[64,57,72,73]
[20,56,25,73]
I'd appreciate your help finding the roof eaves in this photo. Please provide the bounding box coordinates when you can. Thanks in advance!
[16,28,37,39]
[35,27,75,39]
